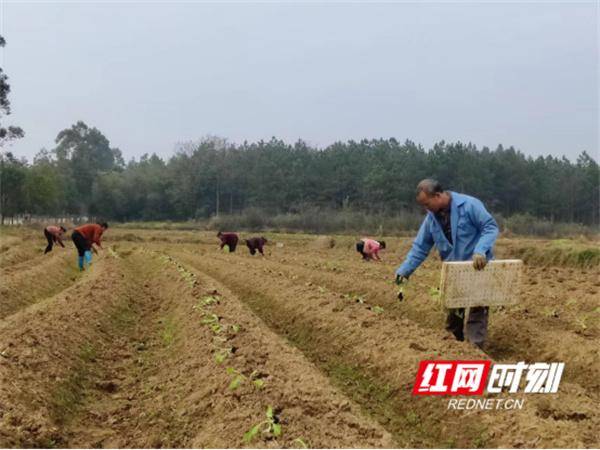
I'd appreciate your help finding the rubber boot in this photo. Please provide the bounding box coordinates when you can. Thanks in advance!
[84,250,92,267]
[78,255,84,271]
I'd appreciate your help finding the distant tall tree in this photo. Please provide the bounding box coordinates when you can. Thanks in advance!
[0,35,24,148]
[0,152,26,223]
[53,121,124,213]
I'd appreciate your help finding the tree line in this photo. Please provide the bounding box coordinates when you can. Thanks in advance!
[1,121,598,226]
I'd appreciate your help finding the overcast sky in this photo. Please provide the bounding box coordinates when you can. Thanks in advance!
[1,1,598,162]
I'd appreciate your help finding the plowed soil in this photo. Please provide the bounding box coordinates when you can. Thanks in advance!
[0,227,598,448]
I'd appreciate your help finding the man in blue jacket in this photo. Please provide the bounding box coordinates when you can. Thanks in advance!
[395,179,499,348]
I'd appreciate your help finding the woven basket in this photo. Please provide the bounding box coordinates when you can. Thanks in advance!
[440,259,523,308]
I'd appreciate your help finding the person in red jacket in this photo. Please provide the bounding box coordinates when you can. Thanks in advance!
[43,225,67,254]
[217,231,239,253]
[71,222,108,270]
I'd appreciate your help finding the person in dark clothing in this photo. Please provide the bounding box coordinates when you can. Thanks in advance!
[44,225,67,254]
[71,222,108,270]
[217,231,239,252]
[245,237,267,255]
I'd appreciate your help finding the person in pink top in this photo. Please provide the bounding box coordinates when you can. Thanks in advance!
[43,225,67,254]
[356,238,386,261]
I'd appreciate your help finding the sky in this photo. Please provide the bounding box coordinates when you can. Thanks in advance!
[0,1,598,163]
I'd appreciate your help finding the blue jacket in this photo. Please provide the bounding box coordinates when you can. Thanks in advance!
[396,192,499,278]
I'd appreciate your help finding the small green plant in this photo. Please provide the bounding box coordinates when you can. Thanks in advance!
[202,313,219,325]
[293,437,308,448]
[397,286,405,301]
[201,295,219,306]
[428,286,444,309]
[473,429,489,448]
[214,348,232,364]
[575,315,588,331]
[80,342,96,362]
[372,305,384,314]
[243,406,281,443]
[428,287,440,299]
[343,293,366,304]
[230,324,240,334]
[202,314,222,334]
[161,319,176,346]
[226,367,246,390]
[405,410,420,426]
[250,370,266,389]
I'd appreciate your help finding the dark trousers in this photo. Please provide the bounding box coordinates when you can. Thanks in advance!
[71,231,90,257]
[44,229,54,254]
[446,307,489,348]
[356,242,368,260]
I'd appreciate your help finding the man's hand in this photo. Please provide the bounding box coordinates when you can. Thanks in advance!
[395,274,407,285]
[92,246,99,255]
[473,253,487,270]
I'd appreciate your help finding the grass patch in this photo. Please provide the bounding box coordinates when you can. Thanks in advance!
[510,241,600,268]
[109,300,136,330]
[49,342,97,424]
[161,316,177,346]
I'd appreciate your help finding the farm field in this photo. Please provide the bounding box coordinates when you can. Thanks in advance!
[0,226,598,448]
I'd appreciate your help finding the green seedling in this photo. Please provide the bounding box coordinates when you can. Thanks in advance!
[575,315,588,331]
[250,370,266,389]
[230,324,240,334]
[372,306,384,314]
[243,406,281,443]
[318,286,326,293]
[343,293,366,304]
[293,438,308,448]
[226,367,246,390]
[202,314,219,324]
[405,410,420,426]
[192,296,217,311]
[397,286,404,302]
[429,287,440,299]
[214,348,232,364]
[202,314,222,333]
[428,286,444,309]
